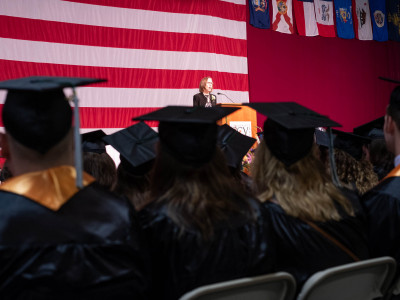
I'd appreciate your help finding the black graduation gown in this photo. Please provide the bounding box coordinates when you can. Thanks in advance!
[362,175,400,264]
[263,197,370,292]
[193,93,217,107]
[0,182,150,299]
[137,196,276,300]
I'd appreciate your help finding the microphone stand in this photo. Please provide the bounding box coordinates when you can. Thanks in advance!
[217,92,236,104]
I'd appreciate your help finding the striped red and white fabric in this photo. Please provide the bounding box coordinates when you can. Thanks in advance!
[0,0,249,134]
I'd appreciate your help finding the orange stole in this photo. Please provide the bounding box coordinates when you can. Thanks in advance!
[0,166,95,211]
[381,164,400,182]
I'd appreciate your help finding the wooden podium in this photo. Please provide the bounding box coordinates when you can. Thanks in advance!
[217,103,258,140]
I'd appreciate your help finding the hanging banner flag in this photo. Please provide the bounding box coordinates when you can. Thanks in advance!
[272,0,295,34]
[387,0,400,42]
[294,0,319,36]
[334,0,355,39]
[314,0,336,37]
[249,0,270,29]
[369,0,388,41]
[352,0,373,40]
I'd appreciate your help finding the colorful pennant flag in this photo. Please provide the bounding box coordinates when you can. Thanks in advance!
[294,0,319,36]
[249,0,270,29]
[334,0,355,39]
[314,0,336,37]
[387,0,400,42]
[272,0,295,34]
[369,0,388,41]
[352,0,373,40]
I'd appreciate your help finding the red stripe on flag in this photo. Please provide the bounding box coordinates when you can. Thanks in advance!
[0,60,249,91]
[0,16,247,57]
[63,0,246,22]
[0,105,160,128]
[79,107,160,128]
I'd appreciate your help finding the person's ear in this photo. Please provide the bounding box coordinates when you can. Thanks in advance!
[0,133,11,159]
[384,114,395,135]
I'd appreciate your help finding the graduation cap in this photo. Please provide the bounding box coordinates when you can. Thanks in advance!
[217,124,256,169]
[0,76,106,188]
[379,76,400,85]
[244,102,341,166]
[332,129,371,161]
[81,130,107,154]
[353,117,384,140]
[133,106,239,166]
[103,122,159,175]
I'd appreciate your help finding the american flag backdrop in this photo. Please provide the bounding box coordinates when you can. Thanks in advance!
[0,0,249,133]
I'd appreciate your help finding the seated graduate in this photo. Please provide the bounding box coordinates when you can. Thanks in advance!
[353,117,394,180]
[0,77,149,299]
[362,85,400,270]
[247,102,370,292]
[133,106,276,300]
[332,129,378,195]
[81,129,117,191]
[103,121,159,211]
[217,124,256,193]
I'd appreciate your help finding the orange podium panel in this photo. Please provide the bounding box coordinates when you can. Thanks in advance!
[217,103,258,140]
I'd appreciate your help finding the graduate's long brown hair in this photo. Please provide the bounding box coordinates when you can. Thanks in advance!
[149,145,255,240]
[252,142,354,222]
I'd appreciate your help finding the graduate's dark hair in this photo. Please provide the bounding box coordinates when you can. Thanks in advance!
[149,144,255,240]
[83,152,116,191]
[387,86,400,129]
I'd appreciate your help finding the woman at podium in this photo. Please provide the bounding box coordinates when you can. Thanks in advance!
[193,77,217,107]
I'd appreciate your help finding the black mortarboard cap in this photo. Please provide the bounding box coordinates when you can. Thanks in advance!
[133,106,239,166]
[0,76,106,188]
[244,102,341,166]
[103,122,159,174]
[379,76,400,85]
[333,129,370,160]
[81,130,107,154]
[353,117,384,140]
[217,124,256,168]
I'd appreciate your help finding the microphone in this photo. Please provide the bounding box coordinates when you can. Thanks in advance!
[217,92,235,104]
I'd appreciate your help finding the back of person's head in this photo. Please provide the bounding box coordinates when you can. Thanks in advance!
[83,151,116,190]
[387,86,400,129]
[369,138,394,180]
[334,148,378,195]
[133,106,255,240]
[104,122,159,209]
[0,76,104,175]
[245,102,353,222]
[252,142,354,222]
[113,157,154,210]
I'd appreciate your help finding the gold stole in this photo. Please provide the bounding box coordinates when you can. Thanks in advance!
[0,166,95,211]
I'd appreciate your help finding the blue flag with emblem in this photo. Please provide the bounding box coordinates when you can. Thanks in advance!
[334,0,355,39]
[387,0,400,42]
[369,0,388,41]
[249,0,270,29]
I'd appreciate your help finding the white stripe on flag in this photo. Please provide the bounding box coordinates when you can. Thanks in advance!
[220,0,246,5]
[0,0,246,40]
[0,38,248,74]
[0,88,250,106]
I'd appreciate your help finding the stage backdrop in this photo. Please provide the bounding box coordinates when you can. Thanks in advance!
[0,0,249,132]
[247,4,400,132]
